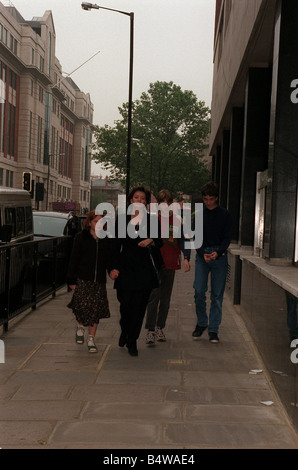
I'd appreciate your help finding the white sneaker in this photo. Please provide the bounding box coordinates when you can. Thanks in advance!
[76,326,85,344]
[87,335,98,353]
[155,327,166,342]
[145,330,155,345]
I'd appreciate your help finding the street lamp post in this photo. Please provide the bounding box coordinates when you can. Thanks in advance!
[81,2,134,200]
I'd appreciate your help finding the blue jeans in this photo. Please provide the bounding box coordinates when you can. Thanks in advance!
[193,251,228,333]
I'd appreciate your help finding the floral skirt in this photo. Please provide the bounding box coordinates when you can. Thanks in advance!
[67,279,110,326]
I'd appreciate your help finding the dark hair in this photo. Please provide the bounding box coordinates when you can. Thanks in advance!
[83,210,100,230]
[201,181,219,197]
[128,186,150,206]
[156,189,173,204]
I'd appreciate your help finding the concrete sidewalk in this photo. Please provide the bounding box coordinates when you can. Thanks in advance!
[0,268,298,449]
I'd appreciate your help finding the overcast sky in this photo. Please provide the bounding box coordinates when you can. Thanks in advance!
[9,0,216,175]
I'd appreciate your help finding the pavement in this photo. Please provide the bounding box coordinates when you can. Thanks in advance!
[0,264,298,451]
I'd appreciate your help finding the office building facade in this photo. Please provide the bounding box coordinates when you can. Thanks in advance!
[0,2,93,212]
[210,0,298,430]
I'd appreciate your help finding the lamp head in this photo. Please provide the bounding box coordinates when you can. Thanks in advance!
[81,2,92,10]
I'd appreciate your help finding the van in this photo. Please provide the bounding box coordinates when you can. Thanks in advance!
[0,188,33,244]
[33,211,83,238]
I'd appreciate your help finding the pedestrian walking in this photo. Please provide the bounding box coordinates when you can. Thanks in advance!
[67,210,114,353]
[109,186,163,357]
[145,189,191,345]
[193,181,233,343]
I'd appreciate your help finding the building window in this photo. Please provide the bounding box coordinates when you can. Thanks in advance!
[5,169,13,187]
[52,98,57,114]
[29,111,33,159]
[7,103,16,156]
[81,149,85,180]
[68,144,72,178]
[39,85,43,103]
[47,32,52,76]
[0,100,4,153]
[31,48,35,65]
[216,12,224,69]
[31,79,34,96]
[9,34,17,55]
[63,141,68,176]
[59,137,63,174]
[40,55,44,72]
[2,27,7,45]
[2,63,6,83]
[0,167,3,185]
[37,116,43,163]
[51,125,57,163]
[9,70,16,90]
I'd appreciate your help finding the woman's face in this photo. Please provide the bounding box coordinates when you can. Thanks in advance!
[130,191,146,206]
[90,215,102,230]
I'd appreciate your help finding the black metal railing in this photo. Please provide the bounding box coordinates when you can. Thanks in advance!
[0,236,73,332]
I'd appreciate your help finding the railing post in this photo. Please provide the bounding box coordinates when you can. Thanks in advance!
[31,243,38,310]
[3,247,11,331]
[52,238,57,297]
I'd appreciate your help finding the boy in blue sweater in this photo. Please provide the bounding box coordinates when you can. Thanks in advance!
[193,182,233,343]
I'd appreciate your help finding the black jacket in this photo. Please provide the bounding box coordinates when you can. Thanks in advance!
[111,213,163,291]
[67,229,112,285]
[196,206,233,257]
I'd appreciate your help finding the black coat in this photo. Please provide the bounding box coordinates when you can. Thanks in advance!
[67,229,112,285]
[111,213,163,291]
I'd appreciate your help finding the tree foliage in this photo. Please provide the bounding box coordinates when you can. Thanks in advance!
[92,81,210,198]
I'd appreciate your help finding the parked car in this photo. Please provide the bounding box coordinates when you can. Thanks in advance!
[33,211,84,238]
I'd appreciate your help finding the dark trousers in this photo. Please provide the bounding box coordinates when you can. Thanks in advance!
[145,267,176,330]
[117,289,152,346]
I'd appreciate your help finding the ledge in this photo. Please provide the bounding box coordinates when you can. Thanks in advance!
[236,252,298,298]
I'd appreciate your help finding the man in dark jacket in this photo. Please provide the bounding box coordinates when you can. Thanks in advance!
[192,182,233,343]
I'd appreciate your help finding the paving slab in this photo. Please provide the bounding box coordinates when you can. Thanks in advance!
[0,269,298,451]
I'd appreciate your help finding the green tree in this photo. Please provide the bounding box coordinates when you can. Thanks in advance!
[92,81,210,198]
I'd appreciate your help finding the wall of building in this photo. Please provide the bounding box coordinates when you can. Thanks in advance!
[240,257,298,430]
[210,0,298,431]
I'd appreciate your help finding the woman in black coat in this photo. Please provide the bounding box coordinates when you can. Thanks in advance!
[67,210,113,353]
[110,186,163,357]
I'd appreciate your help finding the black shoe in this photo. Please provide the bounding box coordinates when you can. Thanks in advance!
[128,345,138,356]
[127,341,138,356]
[118,332,127,347]
[192,325,207,339]
[209,332,219,343]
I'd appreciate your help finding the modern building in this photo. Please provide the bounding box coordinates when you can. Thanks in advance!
[0,1,94,213]
[210,0,298,431]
